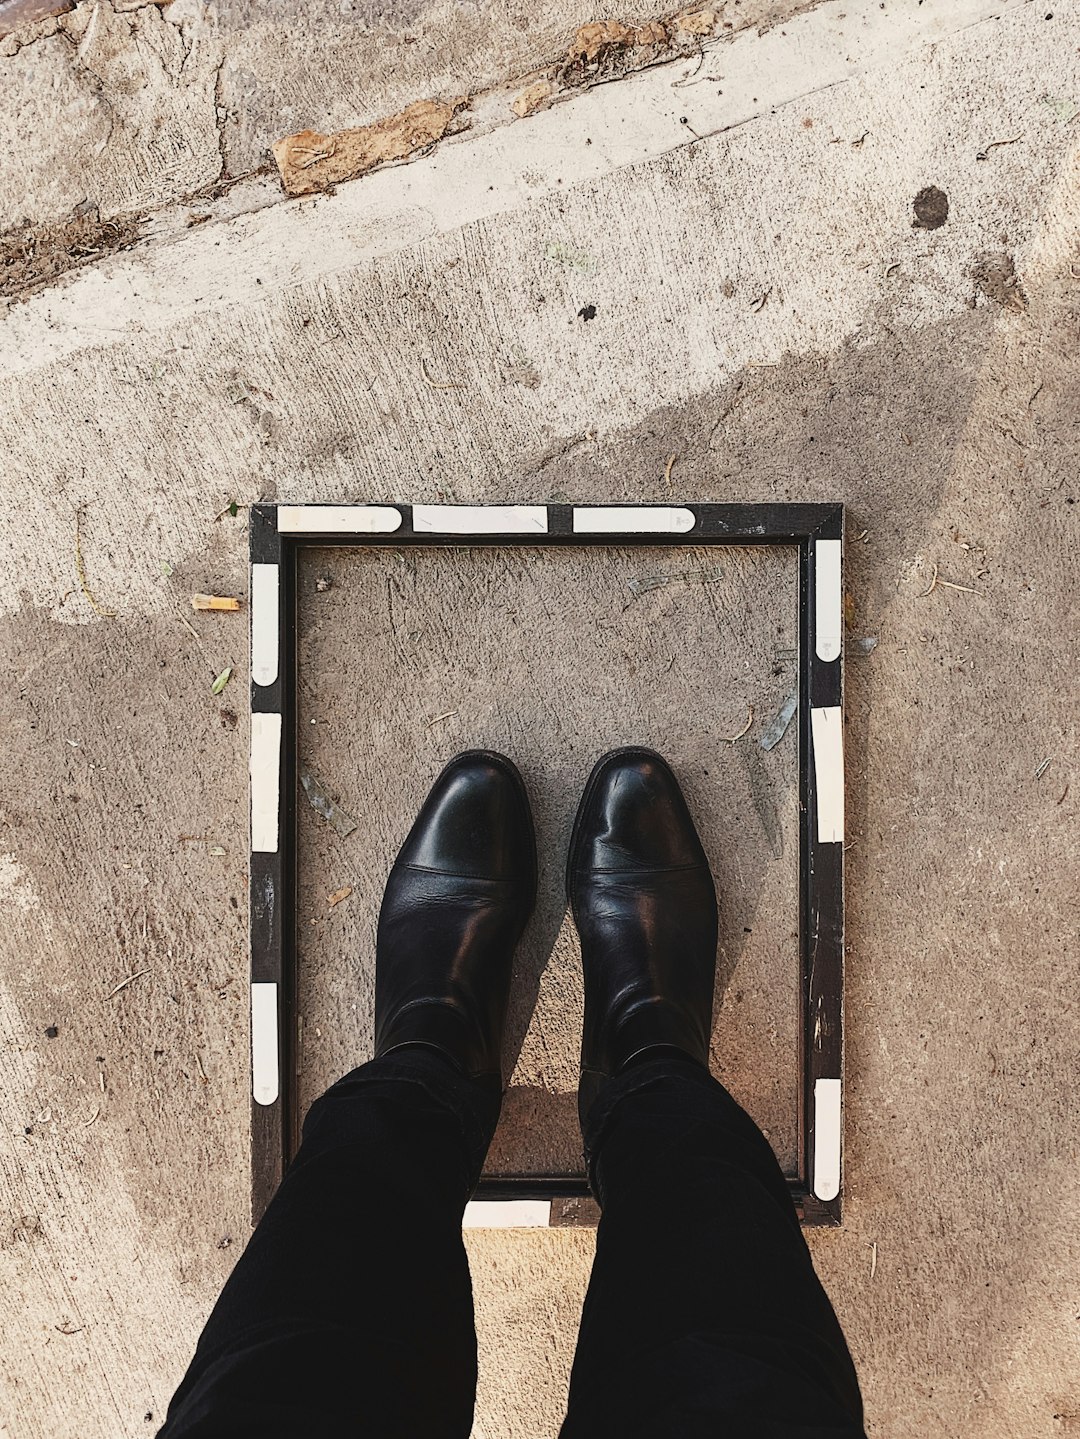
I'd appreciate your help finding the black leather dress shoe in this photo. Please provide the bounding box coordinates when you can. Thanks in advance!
[374,751,536,1086]
[568,748,718,1107]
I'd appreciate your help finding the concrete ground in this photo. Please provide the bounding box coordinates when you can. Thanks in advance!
[1,0,1078,1435]
[295,544,801,1177]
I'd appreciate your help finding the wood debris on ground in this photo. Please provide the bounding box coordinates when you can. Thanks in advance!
[512,80,554,118]
[327,885,354,907]
[273,97,469,197]
[566,17,677,62]
[191,595,241,612]
[676,8,716,35]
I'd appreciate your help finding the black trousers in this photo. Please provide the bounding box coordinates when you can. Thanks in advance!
[160,1050,865,1437]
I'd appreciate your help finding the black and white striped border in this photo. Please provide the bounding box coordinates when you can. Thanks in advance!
[249,503,845,1227]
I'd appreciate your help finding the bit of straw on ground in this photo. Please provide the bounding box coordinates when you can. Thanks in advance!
[105,968,150,1001]
[727,704,754,743]
[75,508,116,618]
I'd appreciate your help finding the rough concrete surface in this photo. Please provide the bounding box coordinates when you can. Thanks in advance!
[1,0,1079,1435]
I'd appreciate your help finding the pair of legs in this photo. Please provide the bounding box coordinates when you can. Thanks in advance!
[161,750,865,1437]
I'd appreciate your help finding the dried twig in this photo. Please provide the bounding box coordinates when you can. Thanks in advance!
[421,358,464,390]
[976,136,1021,160]
[727,705,753,744]
[74,509,116,618]
[918,561,976,596]
[81,1106,100,1128]
[1034,757,1051,781]
[869,1241,878,1279]
[670,48,706,86]
[194,1052,209,1083]
[664,453,677,487]
[105,968,150,1001]
[750,287,772,313]
[426,710,459,728]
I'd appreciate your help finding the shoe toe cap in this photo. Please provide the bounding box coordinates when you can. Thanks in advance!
[572,748,709,873]
[403,751,536,881]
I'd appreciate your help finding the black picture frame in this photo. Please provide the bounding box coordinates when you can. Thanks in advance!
[248,502,846,1227]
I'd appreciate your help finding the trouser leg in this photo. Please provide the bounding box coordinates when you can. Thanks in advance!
[160,1048,499,1439]
[561,1057,866,1439]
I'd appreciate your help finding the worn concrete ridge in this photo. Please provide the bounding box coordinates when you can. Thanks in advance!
[0,0,1028,375]
[0,0,824,299]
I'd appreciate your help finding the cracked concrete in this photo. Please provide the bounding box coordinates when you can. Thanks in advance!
[0,0,823,294]
[0,0,223,231]
[1,0,1079,1435]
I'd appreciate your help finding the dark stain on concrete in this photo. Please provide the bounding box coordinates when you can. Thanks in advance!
[972,251,1028,311]
[913,184,949,230]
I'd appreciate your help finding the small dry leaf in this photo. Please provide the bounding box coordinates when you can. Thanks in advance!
[676,8,716,35]
[328,885,354,907]
[192,594,241,612]
[512,80,554,118]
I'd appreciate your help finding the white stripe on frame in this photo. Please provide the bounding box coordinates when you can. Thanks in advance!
[815,538,842,663]
[573,506,696,534]
[412,504,548,534]
[250,563,279,687]
[251,981,280,1106]
[250,712,282,853]
[462,1200,552,1229]
[810,705,844,843]
[812,1077,842,1201]
[277,505,403,534]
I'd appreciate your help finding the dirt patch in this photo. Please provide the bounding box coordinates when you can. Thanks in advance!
[912,184,949,230]
[0,205,144,301]
[972,250,1028,311]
